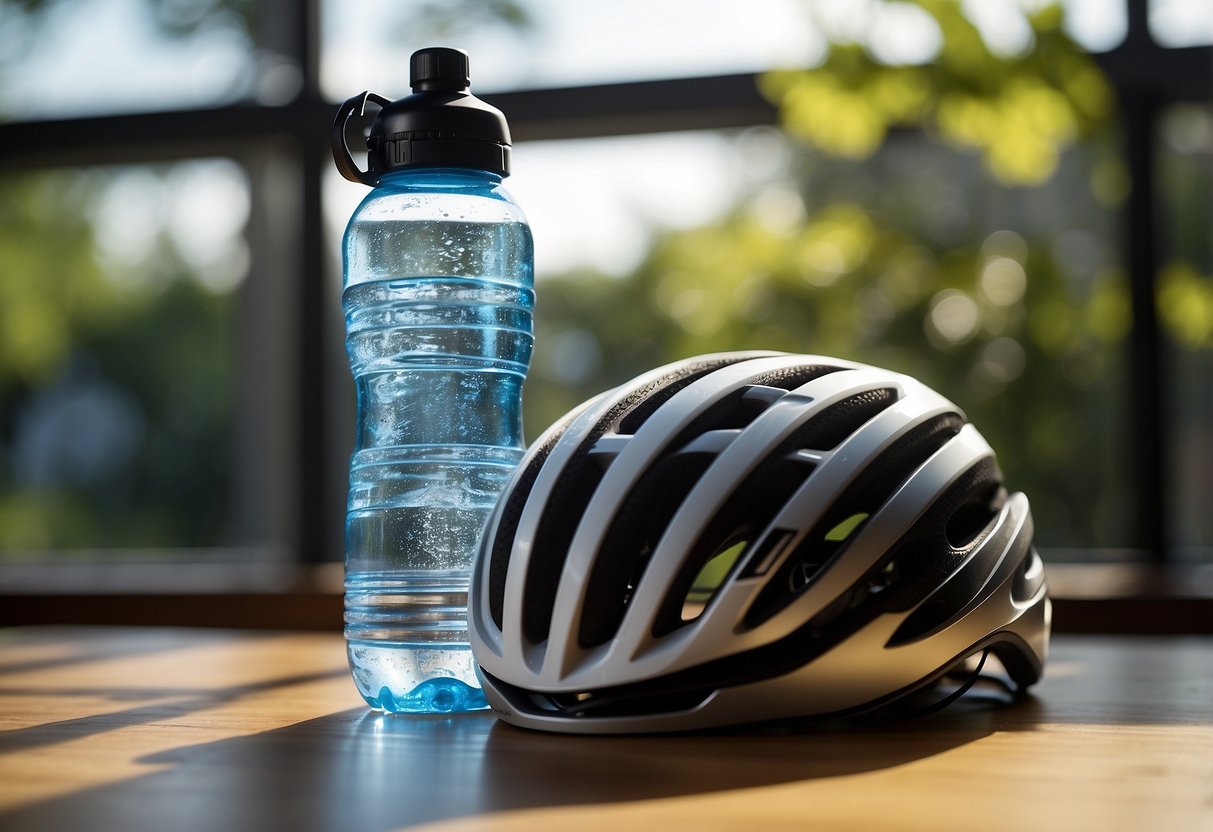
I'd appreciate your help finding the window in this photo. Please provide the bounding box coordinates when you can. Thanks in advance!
[0,161,253,552]
[1156,103,1213,561]
[1,0,1209,597]
[0,0,260,118]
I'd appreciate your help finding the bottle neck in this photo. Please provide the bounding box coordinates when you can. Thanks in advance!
[376,167,504,189]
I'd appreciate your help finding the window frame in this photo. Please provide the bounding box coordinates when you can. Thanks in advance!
[0,0,1209,612]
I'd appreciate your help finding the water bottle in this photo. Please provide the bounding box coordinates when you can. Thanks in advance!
[331,47,533,713]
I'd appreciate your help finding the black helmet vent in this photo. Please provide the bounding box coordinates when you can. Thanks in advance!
[578,453,715,649]
[487,426,564,630]
[742,411,966,629]
[516,356,746,645]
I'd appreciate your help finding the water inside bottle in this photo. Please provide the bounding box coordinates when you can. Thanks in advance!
[343,258,531,710]
[345,571,494,713]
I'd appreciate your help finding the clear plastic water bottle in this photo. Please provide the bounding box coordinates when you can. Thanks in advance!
[332,47,533,713]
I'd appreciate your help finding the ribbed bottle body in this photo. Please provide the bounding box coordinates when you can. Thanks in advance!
[342,169,532,713]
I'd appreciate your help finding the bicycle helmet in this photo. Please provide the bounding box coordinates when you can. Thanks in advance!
[469,351,1050,733]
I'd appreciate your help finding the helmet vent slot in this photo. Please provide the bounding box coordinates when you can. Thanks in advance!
[515,357,745,645]
[662,369,839,455]
[795,387,898,451]
[488,429,563,630]
[669,388,773,445]
[748,363,844,391]
[523,462,605,644]
[663,363,843,446]
[615,355,753,436]
[681,538,749,622]
[578,454,714,648]
[741,411,966,629]
[652,455,812,638]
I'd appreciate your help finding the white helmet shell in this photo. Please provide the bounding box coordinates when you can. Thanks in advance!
[469,352,1050,733]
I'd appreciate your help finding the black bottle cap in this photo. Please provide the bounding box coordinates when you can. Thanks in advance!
[410,47,470,93]
[331,47,511,184]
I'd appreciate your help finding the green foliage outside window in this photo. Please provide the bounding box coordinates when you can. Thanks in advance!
[0,169,238,552]
[522,1,1152,550]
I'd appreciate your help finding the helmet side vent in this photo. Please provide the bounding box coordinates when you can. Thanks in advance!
[577,453,715,648]
[651,454,814,638]
[516,357,743,645]
[884,459,1012,646]
[615,356,751,435]
[742,411,966,629]
[487,429,563,630]
[649,387,900,639]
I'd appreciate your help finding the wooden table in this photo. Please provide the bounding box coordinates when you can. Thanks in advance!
[0,627,1209,831]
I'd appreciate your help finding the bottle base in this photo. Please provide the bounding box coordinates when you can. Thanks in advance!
[347,639,488,714]
[361,676,489,714]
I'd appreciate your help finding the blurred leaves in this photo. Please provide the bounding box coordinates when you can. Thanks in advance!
[0,174,136,388]
[527,176,1132,546]
[762,0,1113,185]
[1158,261,1213,348]
[0,168,239,552]
[524,0,1145,548]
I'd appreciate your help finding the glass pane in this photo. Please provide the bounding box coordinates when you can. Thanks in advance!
[480,127,1127,554]
[0,160,251,555]
[322,0,824,98]
[1062,0,1128,51]
[1157,104,1213,562]
[324,1,1129,556]
[321,1,1131,557]
[333,143,1132,556]
[962,0,1127,54]
[322,0,1124,102]
[0,0,258,118]
[1150,0,1213,47]
[515,130,793,279]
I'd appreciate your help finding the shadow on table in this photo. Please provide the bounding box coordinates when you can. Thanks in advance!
[0,697,1026,832]
[7,636,1210,830]
[0,669,350,757]
[0,627,227,678]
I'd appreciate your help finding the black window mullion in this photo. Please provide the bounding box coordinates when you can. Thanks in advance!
[1121,87,1168,562]
[1115,0,1169,562]
[267,0,333,563]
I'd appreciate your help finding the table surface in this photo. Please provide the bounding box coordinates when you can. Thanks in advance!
[0,628,1209,832]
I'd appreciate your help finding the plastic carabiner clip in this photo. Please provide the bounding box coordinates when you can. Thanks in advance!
[332,91,391,186]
